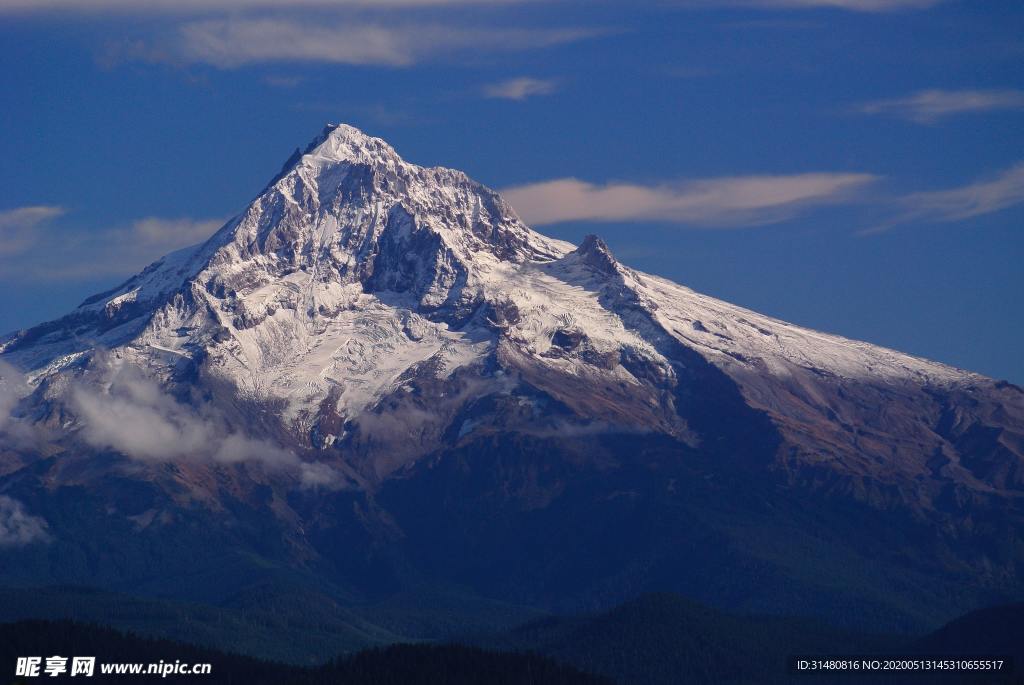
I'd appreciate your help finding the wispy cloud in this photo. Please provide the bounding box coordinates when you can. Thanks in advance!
[866,163,1024,233]
[0,205,65,256]
[1,0,941,12]
[0,496,49,547]
[1,358,343,489]
[701,0,943,10]
[0,360,29,437]
[0,211,225,282]
[858,89,1024,123]
[126,216,225,248]
[172,19,597,68]
[483,76,558,100]
[6,0,601,69]
[502,173,878,227]
[0,0,531,11]
[70,364,344,489]
[0,360,52,450]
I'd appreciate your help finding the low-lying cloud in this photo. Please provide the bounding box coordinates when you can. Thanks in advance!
[0,360,50,450]
[502,173,878,227]
[857,89,1024,123]
[0,496,50,547]
[69,364,343,489]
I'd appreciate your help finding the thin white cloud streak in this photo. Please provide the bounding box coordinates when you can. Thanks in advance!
[0,496,49,547]
[858,89,1024,123]
[0,205,65,256]
[688,0,943,10]
[0,212,225,282]
[903,163,1024,221]
[176,19,598,68]
[0,0,940,12]
[127,216,224,247]
[483,77,558,100]
[70,364,343,489]
[865,163,1024,234]
[0,0,533,11]
[502,173,878,227]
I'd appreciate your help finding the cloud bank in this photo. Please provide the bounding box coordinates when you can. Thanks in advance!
[502,173,877,227]
[69,365,343,489]
[0,496,49,547]
[858,89,1024,123]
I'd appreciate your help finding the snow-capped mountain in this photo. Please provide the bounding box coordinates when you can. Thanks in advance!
[1,124,1021,630]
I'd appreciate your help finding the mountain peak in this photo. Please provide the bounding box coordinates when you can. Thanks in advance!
[303,123,402,167]
[574,234,620,275]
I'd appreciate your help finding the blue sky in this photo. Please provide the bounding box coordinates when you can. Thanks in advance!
[1,0,1022,382]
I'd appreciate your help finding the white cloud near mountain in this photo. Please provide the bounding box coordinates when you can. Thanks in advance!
[0,496,49,547]
[70,365,344,490]
[502,173,878,227]
[0,360,27,433]
[1,356,343,490]
[0,205,65,256]
[0,360,54,451]
[483,77,558,100]
[0,211,224,282]
[127,216,225,248]
[858,89,1024,123]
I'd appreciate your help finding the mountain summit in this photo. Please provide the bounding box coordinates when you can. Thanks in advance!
[1,125,1021,630]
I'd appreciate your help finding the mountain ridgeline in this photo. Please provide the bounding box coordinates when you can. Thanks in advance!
[0,124,1022,635]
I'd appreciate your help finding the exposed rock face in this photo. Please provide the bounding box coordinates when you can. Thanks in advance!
[1,124,1021,631]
